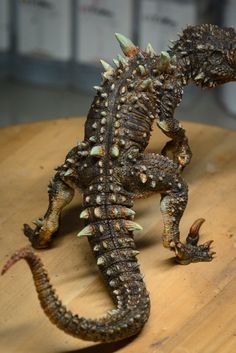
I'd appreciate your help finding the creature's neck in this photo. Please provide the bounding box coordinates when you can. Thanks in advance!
[169,25,220,88]
[168,47,198,86]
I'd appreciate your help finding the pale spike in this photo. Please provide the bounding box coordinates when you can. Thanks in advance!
[102,72,113,81]
[122,207,136,217]
[140,173,147,183]
[113,289,120,295]
[120,86,126,94]
[140,78,152,90]
[112,208,119,216]
[93,244,100,251]
[100,59,114,73]
[197,44,205,50]
[96,195,102,204]
[107,269,112,276]
[154,79,162,87]
[125,220,143,231]
[114,222,120,232]
[97,257,105,266]
[78,150,88,157]
[146,43,156,57]
[114,121,120,128]
[194,72,205,80]
[111,194,117,202]
[89,136,96,143]
[80,209,89,219]
[102,241,108,249]
[138,65,146,75]
[90,145,105,157]
[113,58,120,67]
[93,85,102,91]
[132,250,140,256]
[171,55,177,65]
[94,207,102,218]
[107,309,119,317]
[110,145,120,158]
[160,51,171,65]
[77,225,93,238]
[115,33,139,57]
[117,54,127,65]
[64,168,73,176]
[66,158,75,163]
[151,180,156,188]
[32,219,43,227]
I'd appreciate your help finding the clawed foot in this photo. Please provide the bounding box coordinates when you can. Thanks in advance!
[173,218,216,265]
[23,218,56,249]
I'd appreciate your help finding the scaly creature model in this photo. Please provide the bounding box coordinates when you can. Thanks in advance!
[2,24,236,342]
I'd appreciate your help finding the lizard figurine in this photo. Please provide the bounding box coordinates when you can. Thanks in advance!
[2,24,236,343]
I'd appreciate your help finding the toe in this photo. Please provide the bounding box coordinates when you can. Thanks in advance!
[202,240,214,249]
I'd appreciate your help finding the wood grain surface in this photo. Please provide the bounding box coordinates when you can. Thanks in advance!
[0,117,236,353]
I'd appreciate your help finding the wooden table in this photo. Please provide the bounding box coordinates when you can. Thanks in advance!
[0,117,236,353]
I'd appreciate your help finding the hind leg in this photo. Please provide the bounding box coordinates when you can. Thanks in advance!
[24,174,75,249]
[123,153,215,264]
[24,146,83,249]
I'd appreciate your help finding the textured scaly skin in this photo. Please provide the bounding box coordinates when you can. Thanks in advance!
[2,24,236,342]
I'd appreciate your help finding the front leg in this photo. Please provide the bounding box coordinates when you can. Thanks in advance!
[161,137,192,171]
[160,187,215,265]
[123,153,215,264]
[157,114,192,170]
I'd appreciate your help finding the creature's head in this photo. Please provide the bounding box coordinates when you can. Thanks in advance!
[171,24,236,88]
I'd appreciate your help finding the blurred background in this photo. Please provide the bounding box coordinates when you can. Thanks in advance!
[1,0,236,129]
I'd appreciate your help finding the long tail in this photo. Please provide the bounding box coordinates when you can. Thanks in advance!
[1,247,150,342]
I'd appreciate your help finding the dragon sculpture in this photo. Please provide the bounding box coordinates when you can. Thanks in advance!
[2,24,236,342]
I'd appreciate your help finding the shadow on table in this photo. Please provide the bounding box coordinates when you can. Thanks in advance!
[59,335,136,353]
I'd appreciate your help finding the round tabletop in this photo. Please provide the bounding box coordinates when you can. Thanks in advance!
[0,117,236,353]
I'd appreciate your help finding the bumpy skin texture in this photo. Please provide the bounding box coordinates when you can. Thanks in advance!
[2,24,236,342]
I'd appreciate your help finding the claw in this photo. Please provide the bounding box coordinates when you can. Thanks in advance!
[209,251,216,257]
[186,218,205,245]
[32,219,43,227]
[189,218,205,234]
[23,223,50,249]
[203,240,214,249]
[23,223,33,239]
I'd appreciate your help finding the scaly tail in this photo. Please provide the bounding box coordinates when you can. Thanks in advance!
[1,247,150,342]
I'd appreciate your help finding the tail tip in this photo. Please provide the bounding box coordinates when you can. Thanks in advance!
[1,246,33,276]
[1,264,9,276]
